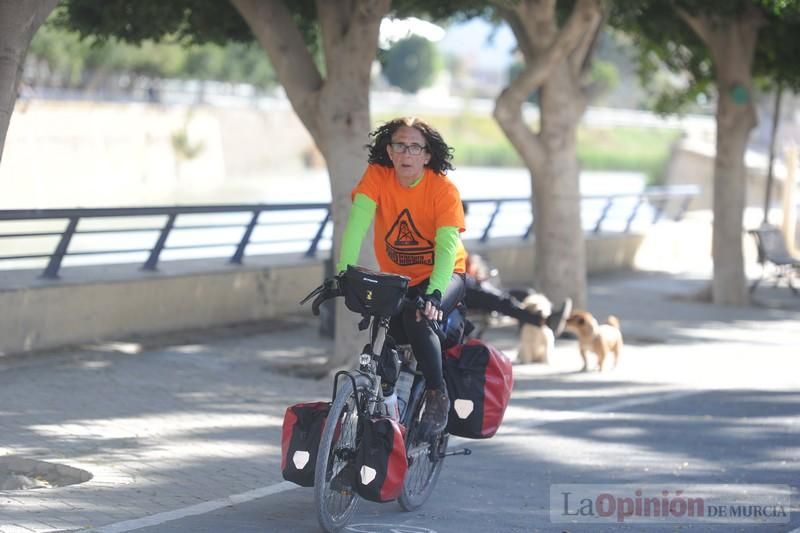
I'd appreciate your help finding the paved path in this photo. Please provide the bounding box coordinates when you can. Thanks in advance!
[0,270,798,532]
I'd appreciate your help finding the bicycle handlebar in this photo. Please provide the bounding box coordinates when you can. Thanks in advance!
[299,276,446,344]
[299,276,340,317]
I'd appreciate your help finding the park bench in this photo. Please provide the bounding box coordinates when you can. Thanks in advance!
[748,224,800,295]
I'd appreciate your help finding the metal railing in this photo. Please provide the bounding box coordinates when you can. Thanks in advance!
[0,186,699,280]
[465,185,699,242]
[0,203,331,279]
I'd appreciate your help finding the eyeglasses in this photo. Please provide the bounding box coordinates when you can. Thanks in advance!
[389,142,426,155]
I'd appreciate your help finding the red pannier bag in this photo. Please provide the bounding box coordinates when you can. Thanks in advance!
[443,338,514,439]
[355,417,408,502]
[281,402,329,487]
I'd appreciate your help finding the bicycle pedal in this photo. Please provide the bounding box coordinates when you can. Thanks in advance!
[441,447,472,458]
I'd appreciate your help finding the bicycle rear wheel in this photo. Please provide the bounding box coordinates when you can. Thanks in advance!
[314,375,370,533]
[398,386,448,511]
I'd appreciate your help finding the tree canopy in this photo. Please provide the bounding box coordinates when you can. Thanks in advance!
[610,0,800,113]
[54,0,487,51]
[55,0,256,44]
[380,35,442,93]
[28,19,277,89]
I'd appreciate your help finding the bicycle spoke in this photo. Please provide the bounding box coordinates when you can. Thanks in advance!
[399,411,447,511]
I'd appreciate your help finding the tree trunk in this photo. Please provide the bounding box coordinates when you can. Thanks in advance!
[231,0,390,376]
[493,0,601,309]
[536,64,587,308]
[710,79,756,306]
[0,0,59,163]
[762,84,782,225]
[318,97,379,375]
[678,7,761,306]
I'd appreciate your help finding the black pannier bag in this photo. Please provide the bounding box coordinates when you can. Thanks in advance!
[281,402,329,486]
[443,339,514,439]
[355,417,408,502]
[340,265,409,317]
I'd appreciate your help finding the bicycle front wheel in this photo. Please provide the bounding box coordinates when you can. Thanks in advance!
[398,389,448,511]
[314,374,370,533]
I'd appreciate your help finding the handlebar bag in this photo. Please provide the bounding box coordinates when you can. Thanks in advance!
[281,402,330,487]
[443,339,514,439]
[355,417,408,502]
[341,265,409,317]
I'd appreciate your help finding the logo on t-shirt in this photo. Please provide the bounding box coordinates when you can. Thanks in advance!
[385,209,434,266]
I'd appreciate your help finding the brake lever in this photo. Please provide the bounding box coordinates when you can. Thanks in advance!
[413,296,447,344]
[430,317,446,345]
[311,292,325,316]
[300,274,342,306]
[299,284,324,306]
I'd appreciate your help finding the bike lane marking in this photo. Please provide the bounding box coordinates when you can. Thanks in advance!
[90,481,299,533]
[346,525,438,533]
[496,388,703,434]
[91,389,703,532]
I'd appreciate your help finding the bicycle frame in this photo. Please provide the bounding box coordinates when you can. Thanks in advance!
[330,314,393,420]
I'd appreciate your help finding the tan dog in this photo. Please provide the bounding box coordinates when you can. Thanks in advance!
[517,293,554,364]
[565,311,623,372]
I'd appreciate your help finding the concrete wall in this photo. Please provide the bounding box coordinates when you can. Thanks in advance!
[664,138,792,212]
[0,234,647,356]
[0,258,322,356]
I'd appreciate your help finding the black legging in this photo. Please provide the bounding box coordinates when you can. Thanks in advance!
[387,272,465,390]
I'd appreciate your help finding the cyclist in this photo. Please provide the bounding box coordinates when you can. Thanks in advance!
[336,117,466,440]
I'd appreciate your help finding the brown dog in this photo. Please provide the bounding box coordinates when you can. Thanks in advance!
[565,311,623,372]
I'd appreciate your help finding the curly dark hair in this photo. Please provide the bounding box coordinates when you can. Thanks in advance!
[365,117,455,174]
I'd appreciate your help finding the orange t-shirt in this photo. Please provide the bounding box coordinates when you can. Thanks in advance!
[353,164,466,287]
